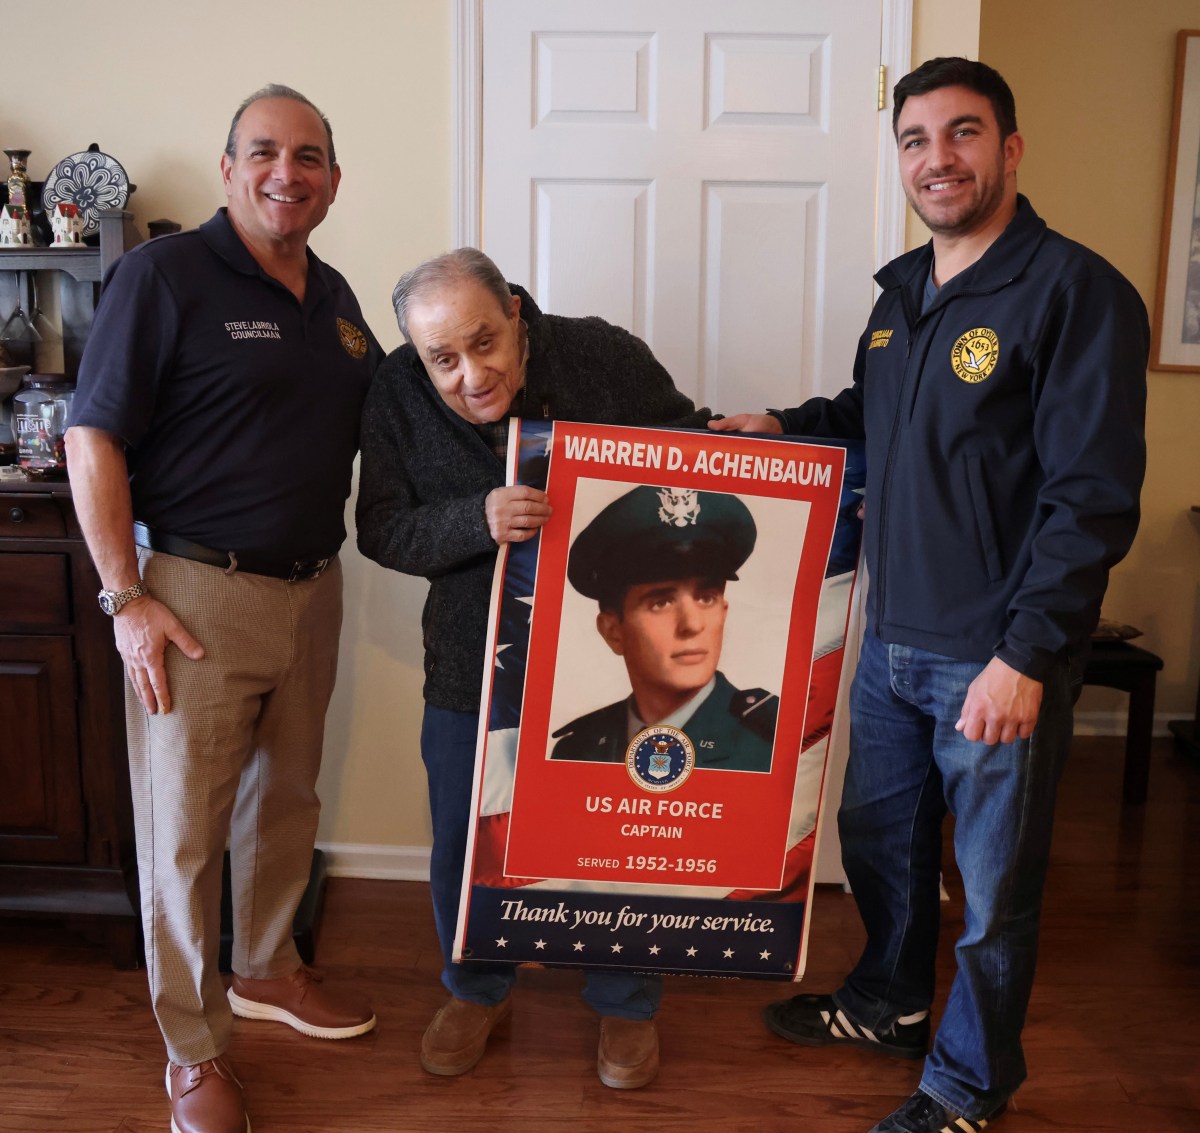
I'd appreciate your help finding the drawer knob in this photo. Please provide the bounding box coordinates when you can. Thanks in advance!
[8,507,25,524]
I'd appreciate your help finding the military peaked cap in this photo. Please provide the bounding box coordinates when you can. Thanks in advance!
[567,485,756,604]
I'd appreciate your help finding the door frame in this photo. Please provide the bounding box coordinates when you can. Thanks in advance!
[453,0,913,267]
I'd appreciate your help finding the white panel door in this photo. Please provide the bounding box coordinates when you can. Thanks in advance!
[481,0,884,407]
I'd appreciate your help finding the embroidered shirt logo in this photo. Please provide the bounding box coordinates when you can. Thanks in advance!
[868,328,893,350]
[337,317,368,360]
[225,320,281,341]
[950,327,999,383]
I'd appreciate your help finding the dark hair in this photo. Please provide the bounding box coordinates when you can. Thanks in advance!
[391,248,514,341]
[224,83,336,166]
[892,57,1018,139]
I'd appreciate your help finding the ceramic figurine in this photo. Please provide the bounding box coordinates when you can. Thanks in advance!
[0,203,33,246]
[50,202,85,248]
[4,149,33,209]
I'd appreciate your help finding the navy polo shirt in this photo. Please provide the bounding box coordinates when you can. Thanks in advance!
[72,209,382,559]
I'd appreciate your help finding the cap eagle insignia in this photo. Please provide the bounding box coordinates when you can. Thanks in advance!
[656,487,701,528]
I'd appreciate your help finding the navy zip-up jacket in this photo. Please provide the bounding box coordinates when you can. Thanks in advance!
[776,196,1148,681]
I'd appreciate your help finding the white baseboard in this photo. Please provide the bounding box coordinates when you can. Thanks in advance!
[320,710,1180,882]
[316,842,431,881]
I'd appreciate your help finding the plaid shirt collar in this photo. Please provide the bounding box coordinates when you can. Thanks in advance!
[474,386,526,461]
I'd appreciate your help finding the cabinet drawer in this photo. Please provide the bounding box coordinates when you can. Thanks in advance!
[0,554,71,628]
[0,494,67,539]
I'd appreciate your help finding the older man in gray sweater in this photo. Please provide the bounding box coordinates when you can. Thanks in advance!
[357,248,711,1090]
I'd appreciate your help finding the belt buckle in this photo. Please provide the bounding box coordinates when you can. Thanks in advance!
[288,557,329,582]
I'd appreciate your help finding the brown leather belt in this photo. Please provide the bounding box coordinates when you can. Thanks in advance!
[133,521,333,582]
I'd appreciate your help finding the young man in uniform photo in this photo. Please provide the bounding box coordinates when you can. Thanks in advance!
[551,484,777,772]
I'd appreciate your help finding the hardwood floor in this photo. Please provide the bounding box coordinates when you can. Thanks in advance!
[2,736,1198,1132]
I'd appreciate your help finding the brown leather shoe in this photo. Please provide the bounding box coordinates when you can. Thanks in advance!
[228,966,376,1039]
[165,1057,250,1133]
[420,996,512,1076]
[597,1017,659,1089]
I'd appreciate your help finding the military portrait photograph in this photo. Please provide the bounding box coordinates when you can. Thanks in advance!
[544,477,811,774]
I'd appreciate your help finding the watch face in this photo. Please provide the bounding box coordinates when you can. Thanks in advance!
[99,592,117,615]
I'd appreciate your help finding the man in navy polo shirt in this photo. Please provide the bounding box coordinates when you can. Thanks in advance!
[66,84,381,1133]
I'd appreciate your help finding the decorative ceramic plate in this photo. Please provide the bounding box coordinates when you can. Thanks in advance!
[41,147,130,236]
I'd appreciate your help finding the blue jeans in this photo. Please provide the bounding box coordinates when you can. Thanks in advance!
[833,630,1080,1119]
[420,704,662,1019]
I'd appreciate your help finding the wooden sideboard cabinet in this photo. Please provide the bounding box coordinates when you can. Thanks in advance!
[0,209,154,967]
[0,479,139,966]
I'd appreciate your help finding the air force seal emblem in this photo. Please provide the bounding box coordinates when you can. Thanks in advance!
[950,328,999,383]
[626,727,695,792]
[656,488,701,528]
[337,317,369,360]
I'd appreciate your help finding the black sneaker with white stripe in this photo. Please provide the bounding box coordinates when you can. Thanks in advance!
[868,1089,1005,1133]
[762,993,929,1059]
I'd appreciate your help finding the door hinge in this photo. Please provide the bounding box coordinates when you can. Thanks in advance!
[878,65,887,111]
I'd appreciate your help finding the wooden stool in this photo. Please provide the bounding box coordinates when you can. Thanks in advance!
[1081,641,1164,804]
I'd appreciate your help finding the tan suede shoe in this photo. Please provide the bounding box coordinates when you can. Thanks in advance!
[420,996,513,1076]
[166,1057,250,1133]
[228,966,376,1039]
[597,1017,659,1089]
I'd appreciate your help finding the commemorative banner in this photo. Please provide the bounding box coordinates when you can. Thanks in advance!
[454,421,864,981]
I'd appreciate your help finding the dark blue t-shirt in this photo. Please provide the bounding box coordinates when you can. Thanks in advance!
[72,209,382,559]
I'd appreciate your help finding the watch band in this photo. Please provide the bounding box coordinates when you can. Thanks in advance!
[98,581,147,616]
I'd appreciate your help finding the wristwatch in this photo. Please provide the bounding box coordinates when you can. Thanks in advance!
[98,581,147,616]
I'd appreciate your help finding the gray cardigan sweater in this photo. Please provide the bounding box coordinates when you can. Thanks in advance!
[356,286,712,713]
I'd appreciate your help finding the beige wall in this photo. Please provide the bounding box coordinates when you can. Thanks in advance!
[981,0,1200,719]
[1,0,453,851]
[8,1,1191,859]
[913,0,981,69]
[5,0,451,356]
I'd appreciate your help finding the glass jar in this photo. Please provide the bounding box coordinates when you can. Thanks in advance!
[14,373,74,477]
[0,402,16,466]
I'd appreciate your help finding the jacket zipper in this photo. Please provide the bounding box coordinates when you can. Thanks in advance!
[870,271,1018,637]
[873,284,919,636]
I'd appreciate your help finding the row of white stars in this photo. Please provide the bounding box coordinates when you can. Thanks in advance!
[492,936,771,961]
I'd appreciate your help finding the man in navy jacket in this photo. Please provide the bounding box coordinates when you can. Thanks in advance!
[713,58,1147,1133]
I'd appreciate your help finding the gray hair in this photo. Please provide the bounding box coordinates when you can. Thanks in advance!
[224,83,336,166]
[392,247,513,341]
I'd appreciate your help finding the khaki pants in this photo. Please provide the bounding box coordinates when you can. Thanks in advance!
[127,548,343,1065]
